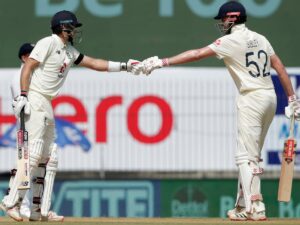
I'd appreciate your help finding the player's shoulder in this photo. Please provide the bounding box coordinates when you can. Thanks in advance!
[248,28,270,42]
[36,35,55,46]
[40,35,54,42]
[212,33,235,46]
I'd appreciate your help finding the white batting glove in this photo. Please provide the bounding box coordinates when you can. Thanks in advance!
[13,96,30,118]
[142,56,169,75]
[285,95,300,120]
[126,59,143,75]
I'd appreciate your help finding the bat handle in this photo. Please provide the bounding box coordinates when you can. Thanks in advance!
[20,108,25,131]
[290,112,295,138]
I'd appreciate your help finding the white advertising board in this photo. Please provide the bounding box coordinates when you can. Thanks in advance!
[0,68,298,172]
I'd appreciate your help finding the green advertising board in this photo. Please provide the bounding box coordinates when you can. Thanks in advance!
[0,0,299,67]
[160,179,300,218]
[1,179,300,217]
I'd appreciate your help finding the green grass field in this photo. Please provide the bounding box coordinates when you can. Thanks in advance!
[1,217,300,225]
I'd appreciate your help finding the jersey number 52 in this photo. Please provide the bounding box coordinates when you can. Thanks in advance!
[245,50,270,78]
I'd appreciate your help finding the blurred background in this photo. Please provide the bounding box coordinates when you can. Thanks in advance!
[0,0,300,218]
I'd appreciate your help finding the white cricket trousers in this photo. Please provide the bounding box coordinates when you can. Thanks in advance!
[3,91,56,208]
[236,89,276,161]
[26,90,55,160]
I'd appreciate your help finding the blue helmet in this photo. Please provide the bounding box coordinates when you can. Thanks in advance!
[50,10,83,45]
[18,43,35,60]
[51,10,82,29]
[214,1,247,23]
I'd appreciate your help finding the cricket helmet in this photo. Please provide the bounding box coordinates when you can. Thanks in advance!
[214,1,247,23]
[51,10,82,29]
[18,43,35,60]
[51,10,83,45]
[214,1,247,35]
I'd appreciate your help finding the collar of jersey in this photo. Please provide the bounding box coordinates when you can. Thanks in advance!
[231,24,246,34]
[52,34,66,49]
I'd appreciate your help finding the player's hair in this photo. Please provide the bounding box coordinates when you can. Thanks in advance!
[51,25,63,35]
[235,15,247,24]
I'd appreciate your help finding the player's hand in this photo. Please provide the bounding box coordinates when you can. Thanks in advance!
[126,59,143,75]
[142,56,169,75]
[13,96,30,118]
[285,99,300,120]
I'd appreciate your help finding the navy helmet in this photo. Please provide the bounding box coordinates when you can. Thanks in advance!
[18,43,35,60]
[51,10,82,29]
[214,1,247,23]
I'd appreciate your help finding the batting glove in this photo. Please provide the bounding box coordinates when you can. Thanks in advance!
[142,56,169,75]
[13,96,30,118]
[285,95,300,120]
[126,59,143,75]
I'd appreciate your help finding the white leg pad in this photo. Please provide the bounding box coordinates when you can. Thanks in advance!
[2,175,26,208]
[30,139,44,168]
[28,139,44,212]
[41,144,58,217]
[238,161,263,213]
[3,140,44,208]
[31,164,46,213]
[20,190,31,218]
[30,139,45,207]
[8,169,17,193]
[249,161,263,202]
[235,176,245,208]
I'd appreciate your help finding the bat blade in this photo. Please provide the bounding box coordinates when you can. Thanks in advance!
[16,109,30,190]
[278,138,296,202]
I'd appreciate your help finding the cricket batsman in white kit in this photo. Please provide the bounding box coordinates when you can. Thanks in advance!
[138,1,300,221]
[4,43,64,221]
[0,10,140,222]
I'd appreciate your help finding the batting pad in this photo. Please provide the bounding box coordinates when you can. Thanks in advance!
[41,144,58,217]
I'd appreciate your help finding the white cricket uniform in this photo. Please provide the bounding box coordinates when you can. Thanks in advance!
[4,35,75,215]
[10,34,82,216]
[26,34,81,159]
[208,24,276,161]
[209,24,277,212]
[30,34,80,98]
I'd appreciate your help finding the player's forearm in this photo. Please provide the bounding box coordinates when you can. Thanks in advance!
[168,47,215,66]
[84,57,108,71]
[20,58,39,96]
[20,65,32,95]
[91,59,128,72]
[80,56,129,72]
[278,73,295,98]
[271,55,295,98]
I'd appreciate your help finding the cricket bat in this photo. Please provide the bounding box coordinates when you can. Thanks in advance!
[278,114,297,202]
[16,108,30,190]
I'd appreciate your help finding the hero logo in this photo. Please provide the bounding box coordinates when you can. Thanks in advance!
[0,95,173,145]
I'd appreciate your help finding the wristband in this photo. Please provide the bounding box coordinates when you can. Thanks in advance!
[288,94,297,103]
[108,61,121,72]
[20,90,27,97]
[162,58,169,67]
